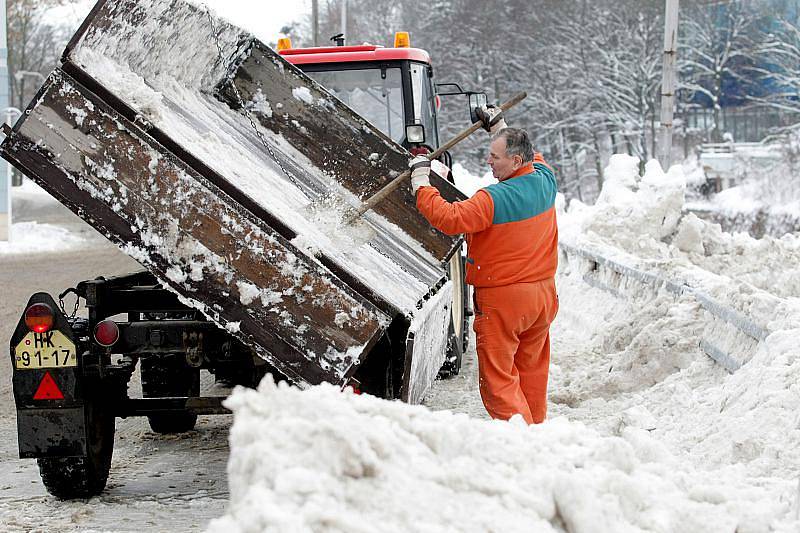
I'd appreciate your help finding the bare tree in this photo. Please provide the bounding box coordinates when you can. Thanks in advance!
[7,0,73,111]
[681,0,758,141]
[753,17,800,114]
[285,0,792,202]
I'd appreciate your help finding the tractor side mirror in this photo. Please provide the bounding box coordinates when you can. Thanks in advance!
[468,93,488,124]
[434,84,489,125]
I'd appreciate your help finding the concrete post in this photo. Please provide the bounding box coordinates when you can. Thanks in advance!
[658,0,679,171]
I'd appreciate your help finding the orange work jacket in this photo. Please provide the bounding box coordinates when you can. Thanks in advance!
[416,155,558,287]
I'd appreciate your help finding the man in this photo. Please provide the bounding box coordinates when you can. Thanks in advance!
[408,108,558,424]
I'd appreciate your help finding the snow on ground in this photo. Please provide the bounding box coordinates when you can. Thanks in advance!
[208,156,800,532]
[0,181,86,254]
[207,379,793,533]
[0,221,85,254]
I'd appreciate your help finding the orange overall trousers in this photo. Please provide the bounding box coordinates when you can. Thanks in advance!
[473,278,558,424]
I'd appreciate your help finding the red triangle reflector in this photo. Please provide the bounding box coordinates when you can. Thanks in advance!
[33,371,64,400]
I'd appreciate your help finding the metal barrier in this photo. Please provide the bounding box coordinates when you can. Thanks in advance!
[559,241,771,373]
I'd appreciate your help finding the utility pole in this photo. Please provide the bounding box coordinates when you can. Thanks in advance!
[312,0,319,46]
[0,0,9,242]
[658,0,679,170]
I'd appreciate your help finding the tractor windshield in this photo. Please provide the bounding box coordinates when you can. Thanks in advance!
[306,67,405,143]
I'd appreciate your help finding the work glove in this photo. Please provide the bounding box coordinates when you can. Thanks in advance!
[475,104,507,133]
[408,156,450,194]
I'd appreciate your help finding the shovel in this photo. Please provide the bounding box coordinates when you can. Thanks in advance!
[342,91,528,225]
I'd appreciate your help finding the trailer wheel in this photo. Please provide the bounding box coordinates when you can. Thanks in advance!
[439,252,468,378]
[141,355,199,433]
[37,395,115,499]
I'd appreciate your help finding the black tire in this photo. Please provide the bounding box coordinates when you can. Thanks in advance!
[214,364,268,389]
[37,394,115,499]
[146,411,197,434]
[353,331,395,399]
[141,355,199,434]
[438,321,463,378]
[439,253,468,378]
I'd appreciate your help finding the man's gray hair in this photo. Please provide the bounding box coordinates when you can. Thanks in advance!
[492,127,534,162]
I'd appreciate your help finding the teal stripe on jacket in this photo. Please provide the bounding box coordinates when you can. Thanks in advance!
[484,163,558,225]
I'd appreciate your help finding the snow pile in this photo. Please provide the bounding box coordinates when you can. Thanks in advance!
[562,155,686,262]
[547,267,800,530]
[204,160,800,532]
[0,221,85,255]
[550,154,800,527]
[551,277,705,403]
[675,221,800,299]
[560,156,800,301]
[208,379,795,533]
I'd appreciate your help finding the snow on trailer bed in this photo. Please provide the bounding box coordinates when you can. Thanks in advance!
[0,0,465,399]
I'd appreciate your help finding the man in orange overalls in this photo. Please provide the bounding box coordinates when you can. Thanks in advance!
[408,109,558,424]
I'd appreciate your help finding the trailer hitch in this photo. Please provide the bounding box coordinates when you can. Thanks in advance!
[58,287,81,319]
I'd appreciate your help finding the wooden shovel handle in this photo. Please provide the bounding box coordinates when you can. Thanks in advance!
[344,91,528,224]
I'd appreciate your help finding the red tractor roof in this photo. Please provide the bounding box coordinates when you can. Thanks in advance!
[279,44,431,65]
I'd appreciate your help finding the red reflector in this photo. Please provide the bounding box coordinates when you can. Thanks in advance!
[33,371,64,400]
[94,320,120,347]
[25,303,54,333]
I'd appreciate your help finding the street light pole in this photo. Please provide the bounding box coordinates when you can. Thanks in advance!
[0,0,9,242]
[3,107,19,243]
[658,0,679,170]
[312,0,319,47]
[340,0,347,40]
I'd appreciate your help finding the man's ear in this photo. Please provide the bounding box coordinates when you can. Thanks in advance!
[514,155,523,168]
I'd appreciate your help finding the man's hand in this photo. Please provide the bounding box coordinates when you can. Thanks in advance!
[475,104,507,133]
[408,156,451,194]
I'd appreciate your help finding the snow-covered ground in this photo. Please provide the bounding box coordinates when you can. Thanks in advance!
[2,158,799,531]
[205,156,799,532]
[685,139,800,238]
[0,181,89,254]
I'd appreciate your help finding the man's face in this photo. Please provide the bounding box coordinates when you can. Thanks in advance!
[487,137,523,181]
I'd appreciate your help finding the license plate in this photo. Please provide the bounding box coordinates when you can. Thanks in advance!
[14,331,77,369]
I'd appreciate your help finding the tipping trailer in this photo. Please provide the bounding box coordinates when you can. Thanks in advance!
[2,0,488,499]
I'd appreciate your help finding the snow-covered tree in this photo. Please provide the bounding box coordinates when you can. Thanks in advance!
[753,17,800,115]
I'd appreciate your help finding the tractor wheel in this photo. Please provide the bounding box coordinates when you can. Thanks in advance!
[37,393,115,499]
[141,355,199,434]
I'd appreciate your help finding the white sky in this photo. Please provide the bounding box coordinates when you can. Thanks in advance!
[193,0,311,44]
[54,1,311,45]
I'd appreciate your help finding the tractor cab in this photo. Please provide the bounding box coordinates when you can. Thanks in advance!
[278,33,487,163]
